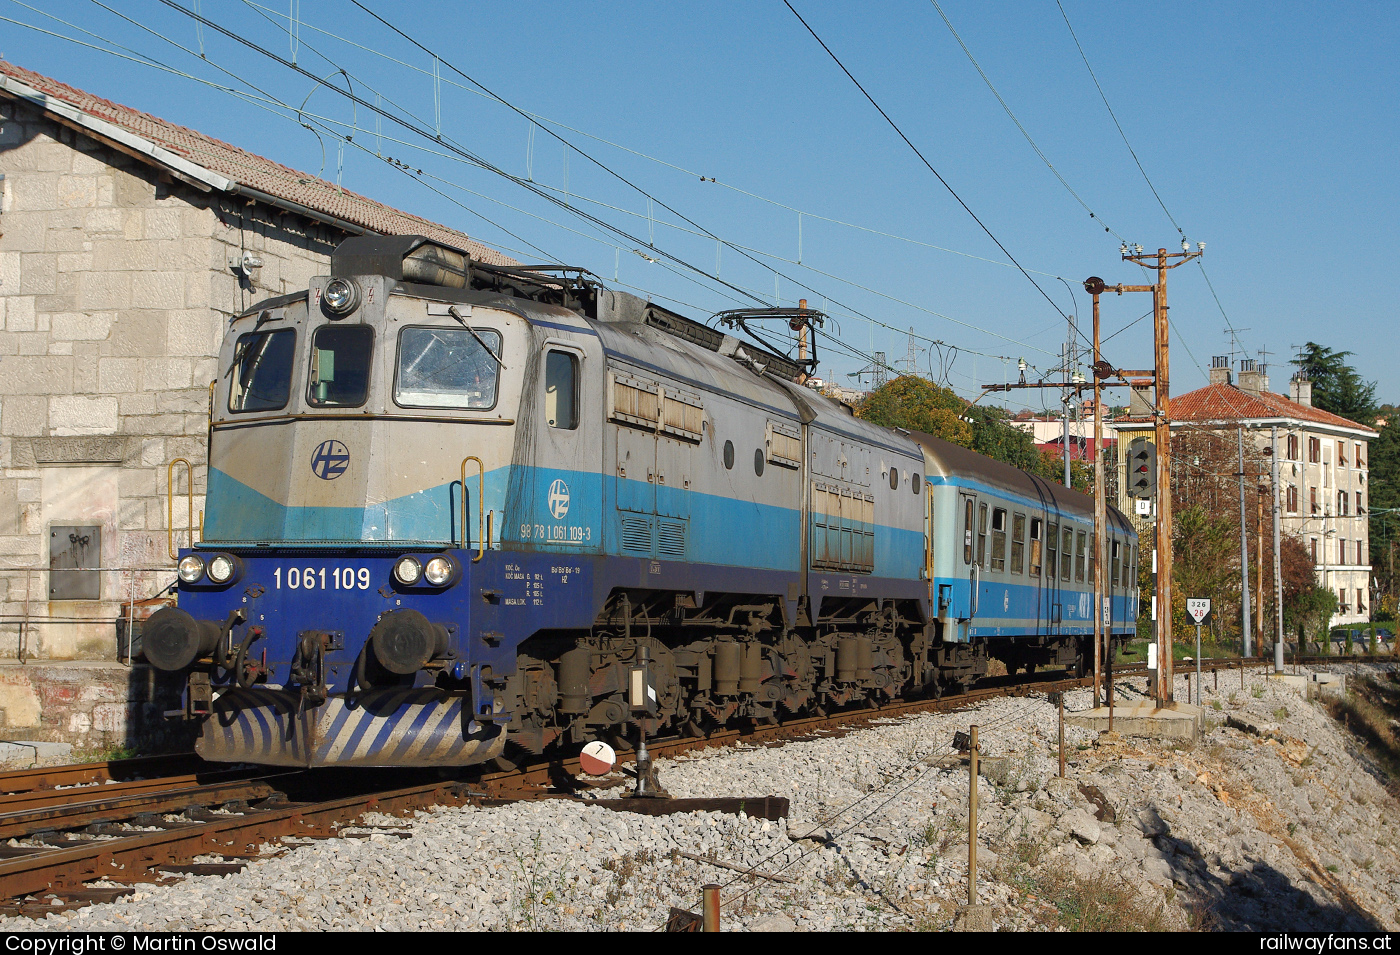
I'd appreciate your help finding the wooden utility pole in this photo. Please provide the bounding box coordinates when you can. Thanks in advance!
[1092,293,1105,706]
[1119,244,1202,705]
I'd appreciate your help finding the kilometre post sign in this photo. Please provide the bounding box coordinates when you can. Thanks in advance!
[1187,598,1212,626]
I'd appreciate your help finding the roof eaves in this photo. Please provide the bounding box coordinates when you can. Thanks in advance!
[0,73,234,194]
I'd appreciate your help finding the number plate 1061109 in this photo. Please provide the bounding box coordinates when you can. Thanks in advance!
[273,566,371,590]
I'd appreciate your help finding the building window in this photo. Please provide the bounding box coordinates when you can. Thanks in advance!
[1310,486,1318,514]
[1308,437,1320,463]
[1287,433,1299,460]
[1356,443,1365,468]
[1286,485,1298,513]
[1338,440,1347,467]
[1338,540,1346,565]
[1310,538,1318,563]
[1358,589,1367,615]
[1338,491,1348,516]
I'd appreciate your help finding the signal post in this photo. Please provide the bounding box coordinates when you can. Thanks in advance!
[986,243,1201,710]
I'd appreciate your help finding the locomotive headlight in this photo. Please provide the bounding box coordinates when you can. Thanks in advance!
[393,555,423,586]
[206,555,238,584]
[424,556,456,586]
[323,277,362,316]
[177,555,206,583]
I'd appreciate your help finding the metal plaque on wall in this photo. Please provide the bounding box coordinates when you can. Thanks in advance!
[49,525,101,600]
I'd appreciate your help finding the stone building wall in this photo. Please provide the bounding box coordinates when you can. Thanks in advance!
[0,97,348,663]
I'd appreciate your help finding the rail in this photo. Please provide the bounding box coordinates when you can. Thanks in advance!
[166,458,198,560]
[461,456,486,562]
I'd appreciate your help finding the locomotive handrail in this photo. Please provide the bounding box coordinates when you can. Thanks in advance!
[167,458,197,561]
[461,456,485,562]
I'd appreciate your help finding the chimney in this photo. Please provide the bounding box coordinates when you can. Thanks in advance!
[1259,363,1270,394]
[1290,374,1312,407]
[1238,358,1262,396]
[1129,379,1153,416]
[1209,355,1232,386]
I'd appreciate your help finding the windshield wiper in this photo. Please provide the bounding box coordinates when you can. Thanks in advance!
[448,305,506,369]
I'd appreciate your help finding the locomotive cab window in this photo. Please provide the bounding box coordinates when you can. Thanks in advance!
[229,328,296,413]
[990,508,1007,573]
[1029,518,1043,577]
[544,350,579,429]
[395,325,502,410]
[308,324,373,407]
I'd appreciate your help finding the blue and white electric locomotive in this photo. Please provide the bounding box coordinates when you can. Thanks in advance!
[142,236,1137,768]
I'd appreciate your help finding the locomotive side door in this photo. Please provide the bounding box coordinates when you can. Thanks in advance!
[534,336,604,553]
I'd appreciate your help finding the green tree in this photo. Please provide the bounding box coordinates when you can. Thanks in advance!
[1292,342,1377,423]
[856,376,973,447]
[1369,407,1400,612]
[856,377,1093,491]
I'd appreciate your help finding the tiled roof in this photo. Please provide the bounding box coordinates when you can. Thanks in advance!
[1114,382,1377,435]
[0,60,517,267]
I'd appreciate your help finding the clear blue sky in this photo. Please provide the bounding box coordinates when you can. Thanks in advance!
[6,1,1397,411]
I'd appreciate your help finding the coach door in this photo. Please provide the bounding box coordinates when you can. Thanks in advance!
[960,492,980,621]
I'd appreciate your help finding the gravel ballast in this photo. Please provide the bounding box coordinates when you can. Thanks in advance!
[4,664,1398,932]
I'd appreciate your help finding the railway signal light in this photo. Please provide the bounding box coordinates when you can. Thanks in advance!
[1128,438,1156,500]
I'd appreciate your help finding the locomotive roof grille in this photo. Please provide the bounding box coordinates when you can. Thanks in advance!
[328,235,806,382]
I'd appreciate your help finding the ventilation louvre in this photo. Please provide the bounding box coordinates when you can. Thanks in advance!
[657,519,687,559]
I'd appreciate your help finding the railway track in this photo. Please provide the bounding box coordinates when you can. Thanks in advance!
[0,653,1348,917]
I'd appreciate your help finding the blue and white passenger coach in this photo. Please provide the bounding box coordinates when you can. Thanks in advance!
[142,236,1138,768]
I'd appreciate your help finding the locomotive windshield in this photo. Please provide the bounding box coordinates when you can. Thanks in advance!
[394,326,502,410]
[308,325,373,407]
[228,329,296,413]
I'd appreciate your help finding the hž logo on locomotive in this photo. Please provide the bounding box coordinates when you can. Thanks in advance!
[548,478,571,520]
[310,439,350,480]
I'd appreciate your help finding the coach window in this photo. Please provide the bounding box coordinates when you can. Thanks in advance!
[963,498,975,564]
[308,324,373,407]
[395,325,501,410]
[754,449,765,477]
[1046,523,1058,579]
[1010,513,1026,574]
[544,350,579,429]
[1087,537,1096,589]
[1075,531,1086,583]
[723,440,735,470]
[1061,527,1073,581]
[229,328,296,412]
[912,473,921,494]
[889,467,899,490]
[990,508,1007,573]
[977,503,988,567]
[1111,540,1121,587]
[1029,518,1043,577]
